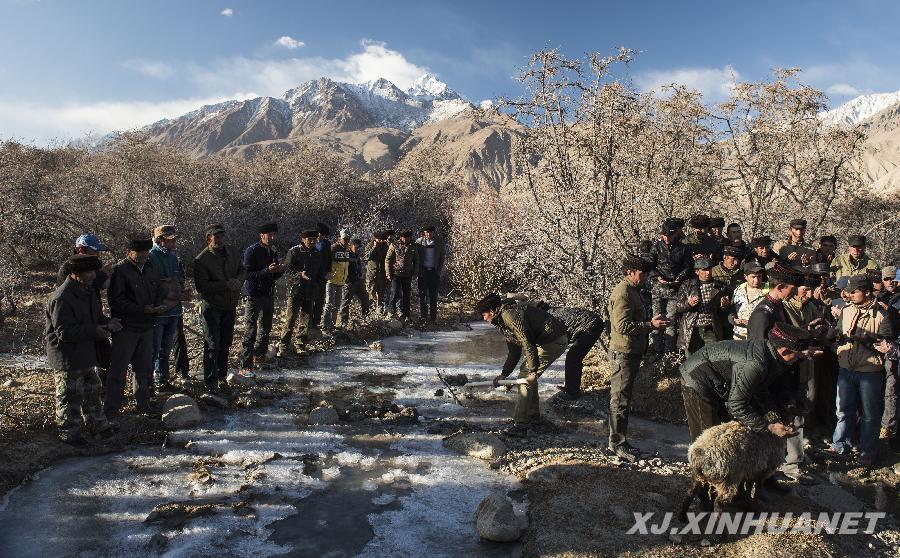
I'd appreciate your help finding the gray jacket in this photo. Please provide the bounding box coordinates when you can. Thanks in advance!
[546,307,603,341]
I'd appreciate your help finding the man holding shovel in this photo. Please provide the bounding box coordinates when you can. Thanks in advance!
[475,292,568,437]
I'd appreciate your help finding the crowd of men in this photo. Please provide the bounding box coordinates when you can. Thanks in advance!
[43,222,446,444]
[475,214,898,482]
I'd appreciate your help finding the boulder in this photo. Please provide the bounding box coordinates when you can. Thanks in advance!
[308,405,340,425]
[161,395,202,429]
[1,378,22,388]
[369,341,384,351]
[444,432,507,460]
[474,493,521,542]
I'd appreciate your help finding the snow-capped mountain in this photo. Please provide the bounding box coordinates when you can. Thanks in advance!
[136,73,519,189]
[147,73,471,141]
[820,90,900,127]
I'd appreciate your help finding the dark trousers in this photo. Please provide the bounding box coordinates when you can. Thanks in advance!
[651,295,678,353]
[815,349,839,431]
[279,292,313,349]
[171,315,189,378]
[389,276,412,318]
[311,281,326,328]
[200,302,236,386]
[152,315,180,383]
[608,351,642,448]
[105,328,154,416]
[366,270,387,313]
[682,385,729,441]
[239,295,274,368]
[564,319,604,397]
[418,268,439,322]
[883,359,898,435]
[340,280,370,324]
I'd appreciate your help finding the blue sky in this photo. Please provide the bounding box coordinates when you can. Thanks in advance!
[2,0,899,142]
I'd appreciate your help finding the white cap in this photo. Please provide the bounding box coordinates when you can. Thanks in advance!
[339,228,351,239]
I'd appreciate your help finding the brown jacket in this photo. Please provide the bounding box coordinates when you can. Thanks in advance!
[837,300,892,372]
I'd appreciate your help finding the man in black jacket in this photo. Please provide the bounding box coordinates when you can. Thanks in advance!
[680,322,811,441]
[339,238,370,325]
[747,260,804,342]
[365,231,389,315]
[311,223,332,329]
[239,222,286,375]
[545,306,604,401]
[648,218,693,356]
[46,255,122,443]
[278,230,321,356]
[105,236,165,419]
[194,224,246,391]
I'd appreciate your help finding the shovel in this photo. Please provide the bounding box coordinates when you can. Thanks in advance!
[464,379,530,388]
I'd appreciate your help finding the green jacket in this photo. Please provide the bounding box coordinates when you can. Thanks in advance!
[608,278,652,354]
[830,253,878,281]
[491,301,566,375]
[193,245,246,310]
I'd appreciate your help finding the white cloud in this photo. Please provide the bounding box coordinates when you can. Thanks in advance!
[826,83,861,97]
[120,59,175,79]
[0,40,431,143]
[0,93,257,144]
[191,39,430,95]
[220,8,233,17]
[634,65,741,102]
[274,36,305,50]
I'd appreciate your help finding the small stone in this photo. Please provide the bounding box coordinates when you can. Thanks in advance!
[1,378,22,388]
[474,493,521,542]
[369,341,384,351]
[161,395,202,429]
[226,371,255,387]
[610,506,631,523]
[700,538,711,547]
[668,532,683,544]
[199,392,229,409]
[308,406,339,425]
[434,388,444,397]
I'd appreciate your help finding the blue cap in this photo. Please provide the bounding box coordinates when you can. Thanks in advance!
[834,276,850,291]
[74,234,108,252]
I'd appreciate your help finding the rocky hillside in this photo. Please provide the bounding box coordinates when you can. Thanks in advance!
[141,74,521,189]
[855,101,900,195]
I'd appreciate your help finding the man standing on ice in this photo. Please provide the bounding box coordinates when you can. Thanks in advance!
[476,292,568,437]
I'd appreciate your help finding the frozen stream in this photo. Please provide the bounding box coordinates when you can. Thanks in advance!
[0,323,540,557]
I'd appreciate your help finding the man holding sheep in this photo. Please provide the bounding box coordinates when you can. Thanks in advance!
[679,321,812,441]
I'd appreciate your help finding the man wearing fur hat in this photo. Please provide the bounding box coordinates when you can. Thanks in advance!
[46,254,122,444]
[608,255,672,461]
[711,246,745,291]
[365,231,389,315]
[680,322,812,441]
[683,214,720,261]
[106,235,166,418]
[239,223,286,376]
[747,260,804,342]
[477,292,568,437]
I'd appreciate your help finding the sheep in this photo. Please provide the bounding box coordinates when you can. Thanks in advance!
[678,420,786,519]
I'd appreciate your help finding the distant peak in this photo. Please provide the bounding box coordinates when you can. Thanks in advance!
[821,89,900,126]
[407,73,459,100]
